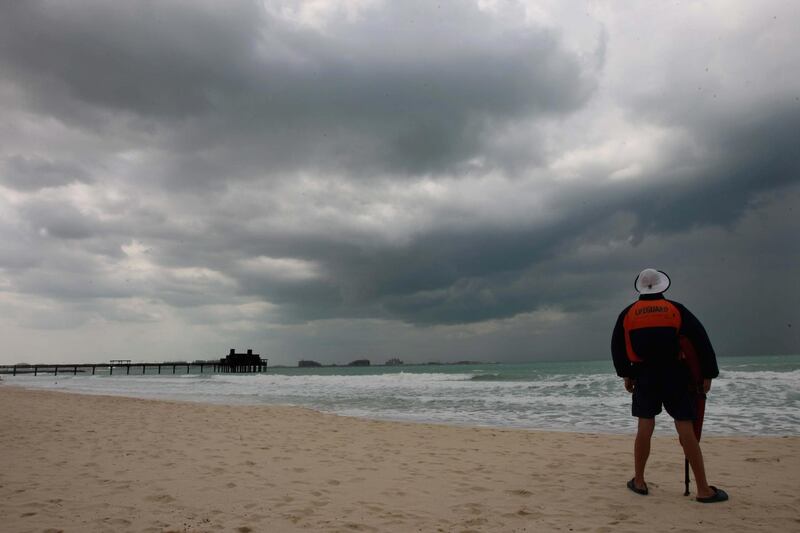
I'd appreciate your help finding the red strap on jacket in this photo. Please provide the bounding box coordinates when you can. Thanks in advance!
[623,299,682,362]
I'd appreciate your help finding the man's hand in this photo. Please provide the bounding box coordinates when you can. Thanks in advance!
[703,379,712,394]
[624,377,635,393]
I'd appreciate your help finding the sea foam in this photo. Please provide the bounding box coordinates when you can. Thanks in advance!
[8,357,799,436]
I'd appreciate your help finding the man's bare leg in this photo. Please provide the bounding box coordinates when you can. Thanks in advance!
[674,420,715,498]
[634,417,655,490]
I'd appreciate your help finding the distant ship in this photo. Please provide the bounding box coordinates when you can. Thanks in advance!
[384,357,403,366]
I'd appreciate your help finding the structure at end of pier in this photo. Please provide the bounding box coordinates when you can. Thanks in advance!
[220,348,267,373]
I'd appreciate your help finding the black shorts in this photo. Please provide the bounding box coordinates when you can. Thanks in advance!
[631,363,697,421]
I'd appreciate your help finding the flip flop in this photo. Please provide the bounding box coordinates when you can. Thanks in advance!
[696,486,729,503]
[627,478,648,495]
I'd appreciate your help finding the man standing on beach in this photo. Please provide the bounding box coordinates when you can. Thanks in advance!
[610,268,729,503]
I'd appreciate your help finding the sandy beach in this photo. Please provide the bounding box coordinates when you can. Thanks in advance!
[1,386,797,532]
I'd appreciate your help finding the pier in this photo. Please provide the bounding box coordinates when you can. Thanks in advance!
[0,348,268,376]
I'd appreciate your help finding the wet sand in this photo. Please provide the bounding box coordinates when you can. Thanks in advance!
[1,386,798,532]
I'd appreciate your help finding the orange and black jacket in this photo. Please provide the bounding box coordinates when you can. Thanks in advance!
[611,294,719,379]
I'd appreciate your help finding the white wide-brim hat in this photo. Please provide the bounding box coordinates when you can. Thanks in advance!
[635,268,671,294]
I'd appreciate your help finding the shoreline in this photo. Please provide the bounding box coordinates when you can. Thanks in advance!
[2,386,798,532]
[2,381,794,438]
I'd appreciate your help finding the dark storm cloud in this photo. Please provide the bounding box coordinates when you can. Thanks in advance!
[231,94,800,326]
[100,91,799,328]
[1,1,798,363]
[622,103,800,240]
[0,0,597,179]
[20,199,98,240]
[0,0,262,119]
[0,155,92,191]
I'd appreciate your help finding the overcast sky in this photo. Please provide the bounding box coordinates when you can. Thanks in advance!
[1,0,798,365]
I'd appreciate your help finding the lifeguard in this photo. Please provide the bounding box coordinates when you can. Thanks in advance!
[610,269,728,503]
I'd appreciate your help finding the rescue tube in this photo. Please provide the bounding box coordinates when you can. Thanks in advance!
[679,335,706,441]
[679,335,706,495]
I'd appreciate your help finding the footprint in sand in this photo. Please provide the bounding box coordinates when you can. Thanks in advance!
[145,494,176,503]
[514,508,543,518]
[102,517,132,526]
[343,522,378,532]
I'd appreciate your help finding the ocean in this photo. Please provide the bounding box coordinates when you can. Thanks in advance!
[6,355,799,436]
